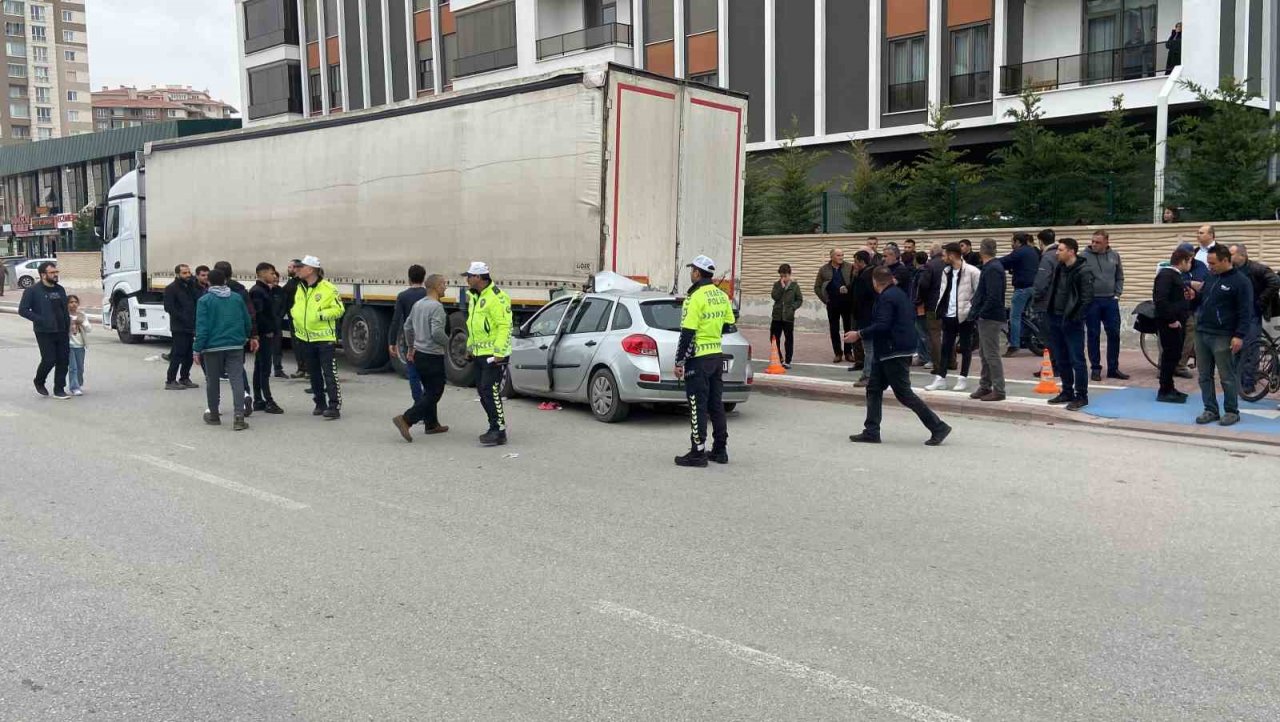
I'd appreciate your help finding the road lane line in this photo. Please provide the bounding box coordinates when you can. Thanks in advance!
[131,454,310,511]
[171,442,197,451]
[591,600,970,722]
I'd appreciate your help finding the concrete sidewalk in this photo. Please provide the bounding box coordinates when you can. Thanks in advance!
[0,288,103,316]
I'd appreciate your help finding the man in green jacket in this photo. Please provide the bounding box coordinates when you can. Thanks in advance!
[465,261,513,446]
[770,263,802,368]
[291,255,345,420]
[194,268,258,430]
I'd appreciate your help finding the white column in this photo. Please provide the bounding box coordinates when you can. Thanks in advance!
[405,1,417,94]
[358,0,372,108]
[431,0,443,92]
[764,0,775,140]
[337,0,350,111]
[927,0,942,110]
[633,0,645,69]
[814,0,825,136]
[236,0,252,121]
[674,0,686,77]
[717,0,728,87]
[868,0,880,129]
[993,0,1006,99]
[1179,0,1222,89]
[297,0,311,114]
[515,0,537,71]
[318,0,330,114]
[382,0,394,102]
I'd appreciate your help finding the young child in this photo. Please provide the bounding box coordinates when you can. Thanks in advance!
[67,294,90,396]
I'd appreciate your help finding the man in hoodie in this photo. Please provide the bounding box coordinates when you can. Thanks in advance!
[1042,238,1095,411]
[997,231,1040,356]
[845,267,951,446]
[249,262,284,414]
[215,261,254,416]
[1082,229,1129,382]
[1229,244,1280,395]
[967,239,1007,402]
[17,261,71,399]
[1193,246,1253,426]
[193,268,257,430]
[163,264,200,391]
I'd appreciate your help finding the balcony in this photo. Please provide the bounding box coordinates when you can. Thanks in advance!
[537,22,632,60]
[949,71,992,105]
[885,80,927,114]
[1000,43,1169,96]
[454,45,518,78]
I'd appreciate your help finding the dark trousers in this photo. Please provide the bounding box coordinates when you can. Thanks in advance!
[474,357,506,432]
[404,353,447,427]
[827,303,854,356]
[685,355,727,451]
[939,316,973,378]
[34,332,70,393]
[293,337,309,374]
[1048,313,1088,399]
[202,349,247,416]
[1157,324,1185,394]
[303,341,341,410]
[252,342,275,404]
[1085,297,1122,373]
[1239,315,1262,389]
[271,332,284,373]
[1196,333,1239,415]
[405,357,424,402]
[863,356,945,439]
[925,311,943,369]
[769,320,795,364]
[167,331,194,383]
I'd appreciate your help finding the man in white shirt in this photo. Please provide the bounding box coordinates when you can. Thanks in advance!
[1193,224,1216,267]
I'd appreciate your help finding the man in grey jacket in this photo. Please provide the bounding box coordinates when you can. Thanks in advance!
[392,273,451,441]
[1082,229,1130,381]
[1031,228,1059,377]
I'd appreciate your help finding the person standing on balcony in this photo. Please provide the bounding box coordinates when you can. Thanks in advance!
[1082,229,1129,382]
[1165,22,1182,74]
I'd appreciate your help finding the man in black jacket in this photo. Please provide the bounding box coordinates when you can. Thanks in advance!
[998,232,1041,356]
[163,264,200,390]
[921,244,947,371]
[1229,244,1280,394]
[1153,249,1192,403]
[18,261,71,399]
[845,267,951,446]
[967,239,1007,401]
[1195,246,1253,426]
[882,245,913,290]
[814,249,856,363]
[249,263,284,414]
[1042,238,1094,411]
[281,259,307,378]
[850,251,877,384]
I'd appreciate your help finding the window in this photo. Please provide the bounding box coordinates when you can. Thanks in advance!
[5,21,21,35]
[247,59,303,119]
[95,120,106,130]
[323,0,337,36]
[3,2,22,16]
[94,107,107,117]
[32,64,46,81]
[327,62,342,107]
[8,101,25,116]
[1085,0,1159,82]
[61,10,72,22]
[36,126,51,139]
[61,29,73,42]
[66,109,78,122]
[567,298,613,334]
[949,24,991,104]
[26,4,40,21]
[689,71,717,86]
[413,0,429,10]
[611,302,633,330]
[31,44,45,61]
[11,123,27,138]
[29,24,44,41]
[33,85,47,101]
[7,84,22,97]
[166,109,179,117]
[63,49,74,61]
[886,34,927,112]
[441,33,457,86]
[243,0,300,54]
[307,69,321,112]
[4,39,20,55]
[645,0,673,42]
[6,62,23,77]
[525,300,570,337]
[65,89,76,101]
[639,300,685,331]
[454,1,517,77]
[144,108,157,118]
[304,0,317,42]
[416,39,433,91]
[587,0,617,27]
[35,105,50,122]
[685,0,716,35]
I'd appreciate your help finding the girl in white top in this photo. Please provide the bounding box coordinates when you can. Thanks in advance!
[67,294,90,396]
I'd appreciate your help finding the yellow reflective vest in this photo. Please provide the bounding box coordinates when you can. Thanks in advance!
[466,283,512,358]
[290,278,345,343]
[680,281,736,360]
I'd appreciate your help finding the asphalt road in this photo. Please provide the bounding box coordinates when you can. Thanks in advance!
[3,312,1280,721]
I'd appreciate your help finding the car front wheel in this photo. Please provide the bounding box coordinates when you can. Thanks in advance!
[588,368,630,423]
[17,275,33,288]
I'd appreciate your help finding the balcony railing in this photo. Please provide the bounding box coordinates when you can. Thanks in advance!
[537,22,633,60]
[1000,42,1169,95]
[454,45,518,78]
[948,70,991,105]
[885,80,927,113]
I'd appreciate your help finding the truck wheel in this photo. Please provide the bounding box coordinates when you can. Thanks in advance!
[588,369,630,423]
[444,313,476,387]
[342,305,390,370]
[113,299,143,344]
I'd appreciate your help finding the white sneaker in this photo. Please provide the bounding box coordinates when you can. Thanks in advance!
[952,376,969,392]
[924,376,947,391]
[71,389,83,396]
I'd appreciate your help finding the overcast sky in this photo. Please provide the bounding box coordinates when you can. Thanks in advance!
[89,1,242,111]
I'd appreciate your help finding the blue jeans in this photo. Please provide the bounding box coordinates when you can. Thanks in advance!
[1084,296,1121,373]
[68,346,86,392]
[1009,287,1034,349]
[914,317,929,359]
[1196,332,1239,415]
[1239,316,1262,390]
[1047,313,1088,399]
[406,355,423,403]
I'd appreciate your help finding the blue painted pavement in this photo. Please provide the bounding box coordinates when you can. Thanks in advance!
[1082,386,1280,434]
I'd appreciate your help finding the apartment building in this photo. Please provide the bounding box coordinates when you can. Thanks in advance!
[92,86,238,131]
[2,0,89,144]
[237,1,1277,157]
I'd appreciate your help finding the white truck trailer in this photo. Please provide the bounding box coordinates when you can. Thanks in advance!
[100,65,747,385]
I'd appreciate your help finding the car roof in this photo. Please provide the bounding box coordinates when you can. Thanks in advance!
[593,291,679,302]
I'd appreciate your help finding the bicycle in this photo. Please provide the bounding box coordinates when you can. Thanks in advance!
[1002,307,1047,356]
[1241,324,1280,403]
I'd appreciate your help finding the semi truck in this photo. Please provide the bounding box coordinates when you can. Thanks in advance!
[100,65,748,386]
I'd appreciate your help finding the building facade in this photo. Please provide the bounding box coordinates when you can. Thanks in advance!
[2,0,89,144]
[237,1,1277,153]
[92,86,238,132]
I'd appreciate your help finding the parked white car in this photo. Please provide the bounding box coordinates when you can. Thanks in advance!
[13,257,57,289]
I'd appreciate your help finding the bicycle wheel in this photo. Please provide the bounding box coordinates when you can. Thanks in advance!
[1139,332,1160,369]
[1239,341,1277,403]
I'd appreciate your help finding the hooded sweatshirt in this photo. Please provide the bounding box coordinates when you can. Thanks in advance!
[194,285,254,354]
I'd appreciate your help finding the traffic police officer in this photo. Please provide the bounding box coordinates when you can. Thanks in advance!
[674,255,735,467]
[464,261,513,446]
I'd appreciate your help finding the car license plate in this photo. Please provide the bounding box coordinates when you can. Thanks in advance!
[721,358,731,374]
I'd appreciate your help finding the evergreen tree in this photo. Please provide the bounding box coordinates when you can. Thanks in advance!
[768,119,828,234]
[841,140,907,232]
[742,156,773,237]
[905,104,983,229]
[1076,96,1154,224]
[989,87,1088,226]
[1167,79,1280,221]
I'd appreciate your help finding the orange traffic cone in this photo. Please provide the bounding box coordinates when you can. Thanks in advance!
[764,337,787,375]
[1033,348,1061,395]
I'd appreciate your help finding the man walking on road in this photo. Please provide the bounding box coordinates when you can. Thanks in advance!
[193,268,257,431]
[968,239,1007,402]
[1082,229,1130,381]
[392,274,451,442]
[674,255,735,467]
[163,264,200,391]
[1194,246,1253,426]
[1153,248,1192,403]
[292,256,345,420]
[1229,244,1280,396]
[465,261,513,446]
[18,261,71,399]
[389,265,429,408]
[249,263,284,414]
[997,231,1039,356]
[1041,238,1094,411]
[815,249,855,363]
[845,267,951,446]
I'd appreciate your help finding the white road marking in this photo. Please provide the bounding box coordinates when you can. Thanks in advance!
[171,442,197,451]
[591,600,971,722]
[131,454,310,511]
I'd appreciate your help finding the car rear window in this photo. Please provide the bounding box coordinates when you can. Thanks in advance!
[640,300,684,331]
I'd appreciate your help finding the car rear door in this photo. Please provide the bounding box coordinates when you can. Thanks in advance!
[550,296,614,395]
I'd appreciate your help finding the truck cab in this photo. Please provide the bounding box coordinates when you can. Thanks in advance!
[101,170,169,342]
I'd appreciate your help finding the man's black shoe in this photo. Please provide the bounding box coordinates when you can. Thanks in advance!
[290,369,308,379]
[709,448,729,464]
[1156,392,1186,404]
[253,401,268,412]
[165,382,186,391]
[1047,393,1075,405]
[925,423,952,446]
[203,411,221,426]
[1090,370,1102,382]
[313,406,326,416]
[322,407,340,420]
[848,432,881,443]
[1066,397,1089,411]
[264,403,284,414]
[674,450,708,467]
[181,379,199,389]
[1174,368,1194,379]
[274,370,288,379]
[479,430,508,446]
[34,382,48,398]
[1107,370,1131,381]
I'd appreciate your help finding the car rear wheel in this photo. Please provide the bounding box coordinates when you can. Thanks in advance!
[17,275,33,289]
[723,403,737,413]
[588,368,630,423]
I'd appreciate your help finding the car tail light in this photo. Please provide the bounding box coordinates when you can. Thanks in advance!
[622,334,658,357]
[639,373,660,382]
